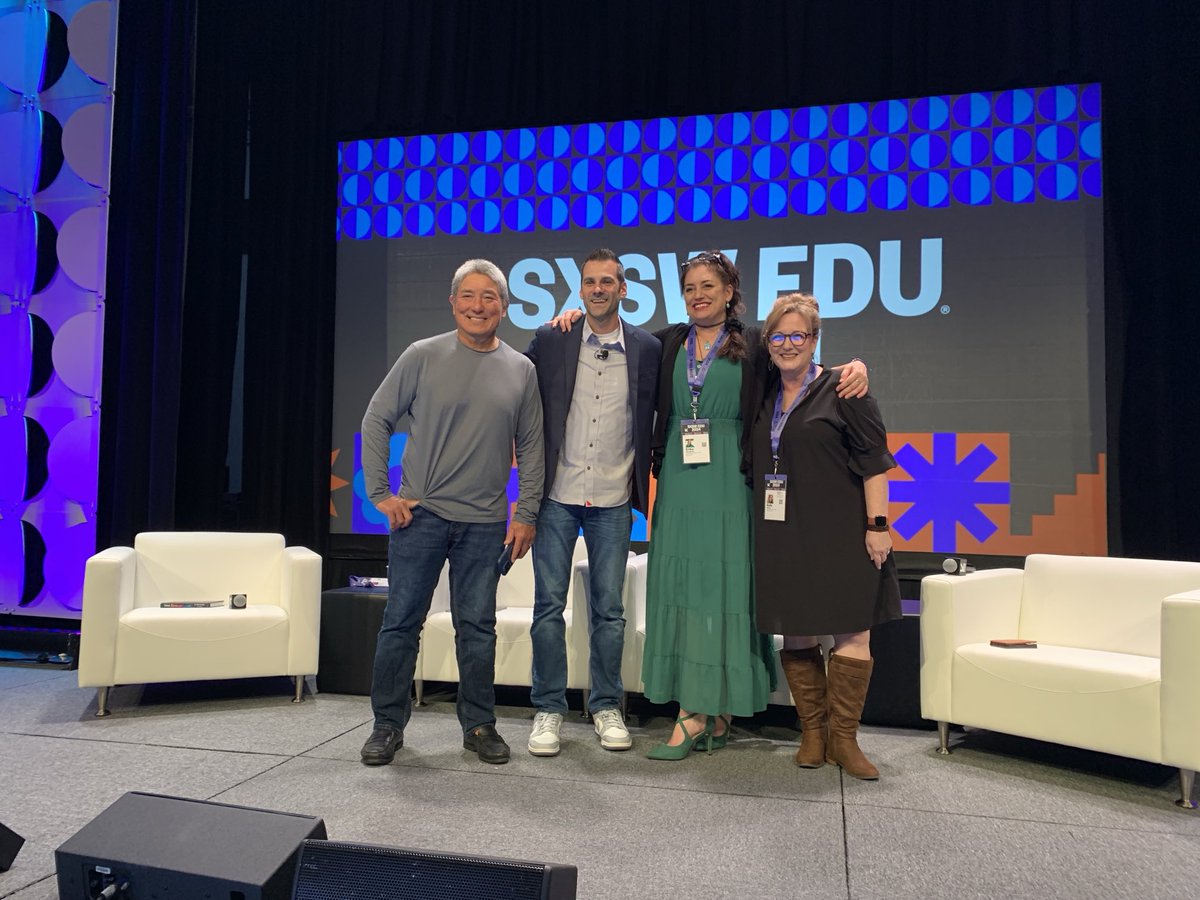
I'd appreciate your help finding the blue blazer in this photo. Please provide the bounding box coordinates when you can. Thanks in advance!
[525,320,661,516]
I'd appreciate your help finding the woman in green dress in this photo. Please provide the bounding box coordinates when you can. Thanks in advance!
[641,252,867,759]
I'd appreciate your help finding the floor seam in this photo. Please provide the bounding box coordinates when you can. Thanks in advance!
[839,799,1200,835]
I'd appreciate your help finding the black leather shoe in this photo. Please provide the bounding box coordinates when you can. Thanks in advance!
[463,723,510,764]
[360,725,404,766]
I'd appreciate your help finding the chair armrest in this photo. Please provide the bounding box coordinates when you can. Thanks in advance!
[281,546,322,675]
[78,547,136,688]
[1161,589,1200,769]
[622,554,649,691]
[627,554,648,632]
[919,568,1024,722]
[429,561,451,614]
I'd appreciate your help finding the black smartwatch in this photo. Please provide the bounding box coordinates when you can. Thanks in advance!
[866,516,889,532]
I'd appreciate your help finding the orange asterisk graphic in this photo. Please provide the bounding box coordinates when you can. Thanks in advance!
[330,449,350,517]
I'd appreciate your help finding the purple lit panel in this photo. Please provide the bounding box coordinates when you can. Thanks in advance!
[0,1,117,619]
[0,208,39,299]
[62,102,111,188]
[67,2,117,86]
[51,309,102,397]
[46,415,99,505]
[0,414,32,500]
[0,517,24,606]
[0,311,32,405]
[55,205,106,291]
[0,8,48,95]
[42,520,94,611]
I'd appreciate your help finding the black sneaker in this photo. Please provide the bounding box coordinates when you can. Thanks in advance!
[463,723,510,764]
[360,725,404,766]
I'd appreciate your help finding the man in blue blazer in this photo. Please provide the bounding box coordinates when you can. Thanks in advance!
[523,249,661,757]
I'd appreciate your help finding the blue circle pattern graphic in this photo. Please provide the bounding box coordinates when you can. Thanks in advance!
[338,83,1101,238]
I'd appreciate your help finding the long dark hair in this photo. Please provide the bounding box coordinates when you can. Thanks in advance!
[679,250,747,361]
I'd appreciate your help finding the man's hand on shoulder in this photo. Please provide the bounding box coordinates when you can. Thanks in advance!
[375,496,420,531]
[835,359,869,399]
[505,520,536,561]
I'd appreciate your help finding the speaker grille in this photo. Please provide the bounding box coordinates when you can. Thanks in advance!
[293,840,554,900]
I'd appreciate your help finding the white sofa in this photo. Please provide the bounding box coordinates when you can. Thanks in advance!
[79,532,322,716]
[920,553,1200,807]
[417,538,590,700]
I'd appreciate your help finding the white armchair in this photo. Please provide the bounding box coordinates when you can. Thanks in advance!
[920,553,1200,807]
[418,537,589,695]
[78,532,322,716]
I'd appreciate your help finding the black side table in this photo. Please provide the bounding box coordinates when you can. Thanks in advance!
[318,587,388,695]
[860,575,933,728]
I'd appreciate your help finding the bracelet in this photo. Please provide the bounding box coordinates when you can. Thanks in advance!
[866,524,889,532]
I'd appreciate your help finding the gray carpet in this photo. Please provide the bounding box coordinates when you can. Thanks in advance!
[0,668,1196,899]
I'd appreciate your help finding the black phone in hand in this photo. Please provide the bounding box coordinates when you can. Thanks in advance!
[497,543,514,576]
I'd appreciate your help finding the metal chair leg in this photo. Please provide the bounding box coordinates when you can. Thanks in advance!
[1176,769,1197,810]
[580,688,590,719]
[936,721,951,755]
[414,678,424,707]
[95,686,111,718]
[292,675,305,703]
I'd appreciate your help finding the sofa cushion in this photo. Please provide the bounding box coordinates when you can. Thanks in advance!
[121,606,287,641]
[957,642,1160,692]
[952,642,1161,762]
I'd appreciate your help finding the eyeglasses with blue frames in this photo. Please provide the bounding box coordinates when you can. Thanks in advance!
[767,331,813,348]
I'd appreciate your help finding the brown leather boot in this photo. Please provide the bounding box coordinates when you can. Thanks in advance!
[779,646,827,768]
[825,654,879,780]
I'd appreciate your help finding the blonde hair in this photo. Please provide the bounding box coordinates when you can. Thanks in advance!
[763,293,821,346]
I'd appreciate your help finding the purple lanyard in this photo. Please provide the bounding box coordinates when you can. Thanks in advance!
[770,362,818,467]
[685,325,728,417]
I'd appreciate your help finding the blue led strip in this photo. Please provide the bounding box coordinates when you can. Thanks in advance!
[337,84,1101,241]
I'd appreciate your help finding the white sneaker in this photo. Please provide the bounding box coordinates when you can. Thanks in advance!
[592,708,632,751]
[528,711,563,757]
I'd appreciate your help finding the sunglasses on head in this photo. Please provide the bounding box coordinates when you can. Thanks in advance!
[680,251,726,272]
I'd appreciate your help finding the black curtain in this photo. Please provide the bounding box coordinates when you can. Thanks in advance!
[100,0,1200,562]
[99,0,195,545]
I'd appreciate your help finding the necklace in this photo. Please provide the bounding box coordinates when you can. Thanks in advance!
[696,323,722,354]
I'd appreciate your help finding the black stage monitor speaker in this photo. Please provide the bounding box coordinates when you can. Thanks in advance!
[55,791,326,900]
[0,819,24,871]
[292,838,577,900]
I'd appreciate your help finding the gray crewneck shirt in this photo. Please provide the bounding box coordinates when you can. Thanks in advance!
[361,331,544,524]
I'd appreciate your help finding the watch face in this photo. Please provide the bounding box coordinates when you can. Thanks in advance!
[873,516,888,526]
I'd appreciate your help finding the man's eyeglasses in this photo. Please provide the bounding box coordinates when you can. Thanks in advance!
[767,331,813,348]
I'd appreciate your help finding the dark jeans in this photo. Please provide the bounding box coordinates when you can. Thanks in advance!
[530,499,632,714]
[371,506,507,734]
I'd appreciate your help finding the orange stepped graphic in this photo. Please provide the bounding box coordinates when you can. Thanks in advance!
[887,430,1106,556]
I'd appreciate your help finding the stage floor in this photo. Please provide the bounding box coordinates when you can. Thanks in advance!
[1,667,1195,899]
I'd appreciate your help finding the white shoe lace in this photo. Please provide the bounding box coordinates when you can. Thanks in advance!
[594,709,625,735]
[531,712,563,738]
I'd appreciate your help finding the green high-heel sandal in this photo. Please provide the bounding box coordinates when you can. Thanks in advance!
[700,714,732,751]
[646,712,713,760]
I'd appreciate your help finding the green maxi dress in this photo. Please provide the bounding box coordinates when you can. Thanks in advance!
[641,350,776,716]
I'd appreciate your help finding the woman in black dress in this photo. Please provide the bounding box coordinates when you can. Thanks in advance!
[751,293,900,780]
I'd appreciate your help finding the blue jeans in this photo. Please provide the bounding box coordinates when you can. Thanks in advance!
[371,506,507,734]
[531,499,631,714]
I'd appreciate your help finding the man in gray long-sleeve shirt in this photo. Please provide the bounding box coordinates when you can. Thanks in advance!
[359,258,544,766]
